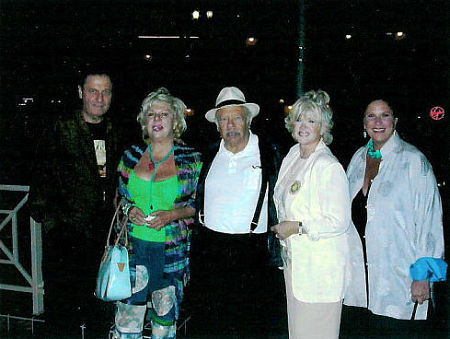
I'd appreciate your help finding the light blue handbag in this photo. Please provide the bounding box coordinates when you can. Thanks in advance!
[95,205,132,302]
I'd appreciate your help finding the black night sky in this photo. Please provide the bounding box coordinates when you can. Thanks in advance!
[1,0,449,185]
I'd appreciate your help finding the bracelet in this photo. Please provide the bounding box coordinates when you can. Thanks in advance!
[122,203,135,216]
[298,221,303,235]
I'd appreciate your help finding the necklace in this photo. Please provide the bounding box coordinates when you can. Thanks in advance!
[147,144,175,210]
[367,140,382,159]
[148,144,175,172]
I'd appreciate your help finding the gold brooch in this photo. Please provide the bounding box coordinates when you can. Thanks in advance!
[290,180,301,194]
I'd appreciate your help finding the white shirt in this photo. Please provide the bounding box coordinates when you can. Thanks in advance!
[345,132,444,320]
[204,132,268,234]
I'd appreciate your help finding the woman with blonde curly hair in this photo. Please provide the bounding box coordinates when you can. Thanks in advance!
[113,87,202,338]
[271,90,360,338]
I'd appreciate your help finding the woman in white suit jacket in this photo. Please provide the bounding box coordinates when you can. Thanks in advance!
[272,90,361,339]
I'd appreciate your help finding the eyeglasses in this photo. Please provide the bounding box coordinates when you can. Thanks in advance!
[147,112,172,120]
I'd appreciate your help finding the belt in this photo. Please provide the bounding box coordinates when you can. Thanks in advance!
[202,227,266,240]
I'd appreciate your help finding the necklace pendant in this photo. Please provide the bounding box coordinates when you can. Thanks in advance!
[148,161,155,171]
[367,140,382,159]
[290,180,301,194]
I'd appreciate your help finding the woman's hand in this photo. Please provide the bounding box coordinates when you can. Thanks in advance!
[411,280,429,304]
[146,210,174,231]
[128,206,148,226]
[270,221,300,240]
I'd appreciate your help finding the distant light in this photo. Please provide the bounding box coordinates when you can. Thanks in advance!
[192,10,200,20]
[394,31,406,40]
[49,98,62,105]
[284,105,293,115]
[299,46,303,50]
[246,37,257,46]
[279,99,285,104]
[345,34,352,40]
[184,108,195,116]
[144,54,152,61]
[417,116,422,119]
[18,97,34,106]
[138,35,180,39]
[138,35,199,39]
[206,11,213,19]
[386,32,393,36]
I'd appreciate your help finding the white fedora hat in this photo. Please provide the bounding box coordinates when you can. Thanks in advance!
[205,86,260,122]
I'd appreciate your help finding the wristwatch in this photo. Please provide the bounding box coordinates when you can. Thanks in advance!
[298,221,303,235]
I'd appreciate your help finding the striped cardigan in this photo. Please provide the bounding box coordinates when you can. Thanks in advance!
[117,142,202,294]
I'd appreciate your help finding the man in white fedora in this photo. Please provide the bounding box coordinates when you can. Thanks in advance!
[190,86,285,335]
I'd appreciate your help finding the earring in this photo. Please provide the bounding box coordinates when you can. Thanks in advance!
[363,130,367,138]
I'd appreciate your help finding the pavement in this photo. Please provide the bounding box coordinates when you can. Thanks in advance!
[1,277,448,339]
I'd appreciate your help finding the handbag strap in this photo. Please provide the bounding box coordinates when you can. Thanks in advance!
[105,203,129,248]
[114,214,128,247]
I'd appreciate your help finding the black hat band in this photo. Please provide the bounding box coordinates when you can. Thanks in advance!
[216,99,246,108]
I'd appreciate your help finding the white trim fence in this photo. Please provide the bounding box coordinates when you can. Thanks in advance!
[0,184,44,316]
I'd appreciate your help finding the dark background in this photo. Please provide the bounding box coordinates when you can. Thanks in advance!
[1,0,448,177]
[0,0,449,335]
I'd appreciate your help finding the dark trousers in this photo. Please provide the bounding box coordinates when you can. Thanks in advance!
[188,227,286,336]
[43,226,114,334]
[340,305,437,339]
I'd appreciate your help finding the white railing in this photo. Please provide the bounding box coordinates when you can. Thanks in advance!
[0,184,44,316]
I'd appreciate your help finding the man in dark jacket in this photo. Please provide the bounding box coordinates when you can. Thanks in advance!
[189,86,285,336]
[28,70,118,333]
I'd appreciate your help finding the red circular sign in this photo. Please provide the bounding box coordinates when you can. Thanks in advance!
[430,106,445,120]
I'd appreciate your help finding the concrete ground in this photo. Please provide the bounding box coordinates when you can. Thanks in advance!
[1,279,448,339]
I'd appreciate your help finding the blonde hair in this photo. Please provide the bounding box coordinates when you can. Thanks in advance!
[285,89,334,145]
[137,87,187,142]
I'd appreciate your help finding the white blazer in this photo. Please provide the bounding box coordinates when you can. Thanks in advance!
[274,140,362,303]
